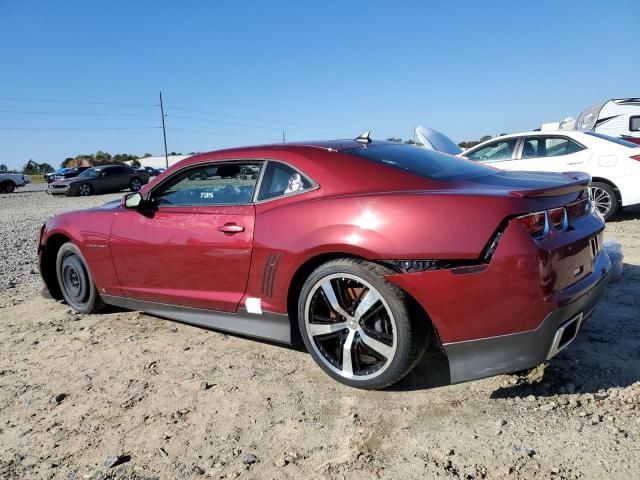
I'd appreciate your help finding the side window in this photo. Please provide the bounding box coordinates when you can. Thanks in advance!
[154,162,261,206]
[465,139,518,162]
[522,137,583,158]
[257,161,313,201]
[566,139,585,154]
[544,138,570,157]
[630,116,640,132]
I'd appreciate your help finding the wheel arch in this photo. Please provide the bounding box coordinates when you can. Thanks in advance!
[285,252,443,352]
[591,177,621,204]
[40,233,72,300]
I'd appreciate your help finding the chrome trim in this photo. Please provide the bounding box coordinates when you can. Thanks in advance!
[547,313,583,360]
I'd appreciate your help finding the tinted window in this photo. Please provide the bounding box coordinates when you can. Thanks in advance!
[346,144,494,181]
[80,168,99,178]
[584,132,639,148]
[522,137,577,158]
[257,161,313,201]
[155,162,261,206]
[465,139,518,162]
[630,116,640,132]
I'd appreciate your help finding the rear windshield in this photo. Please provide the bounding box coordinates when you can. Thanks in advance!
[584,132,639,148]
[344,143,495,181]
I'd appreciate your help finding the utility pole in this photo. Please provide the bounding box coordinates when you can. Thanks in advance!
[159,91,169,169]
[282,130,286,143]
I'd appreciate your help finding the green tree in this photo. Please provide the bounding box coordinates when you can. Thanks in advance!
[143,153,153,158]
[479,135,492,143]
[386,137,402,142]
[22,159,41,175]
[131,158,141,168]
[39,162,54,174]
[0,164,7,173]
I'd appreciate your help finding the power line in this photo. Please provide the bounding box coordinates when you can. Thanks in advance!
[0,109,157,117]
[0,96,156,107]
[0,126,161,130]
[167,113,348,136]
[167,105,365,133]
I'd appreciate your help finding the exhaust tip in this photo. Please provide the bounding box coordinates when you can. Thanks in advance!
[547,313,583,360]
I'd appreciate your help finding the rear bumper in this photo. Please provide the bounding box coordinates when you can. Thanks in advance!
[443,250,611,383]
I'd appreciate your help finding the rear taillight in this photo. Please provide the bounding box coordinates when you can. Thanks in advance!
[566,198,589,220]
[548,207,566,229]
[631,154,640,162]
[519,212,547,237]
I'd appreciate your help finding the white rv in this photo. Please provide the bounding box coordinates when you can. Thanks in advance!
[567,98,640,145]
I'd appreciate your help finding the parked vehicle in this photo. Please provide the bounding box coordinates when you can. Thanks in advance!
[457,131,640,220]
[47,164,150,196]
[38,137,610,389]
[45,167,90,183]
[0,172,30,193]
[570,98,640,146]
[143,166,163,176]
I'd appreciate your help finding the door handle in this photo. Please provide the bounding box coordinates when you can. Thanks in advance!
[218,223,244,234]
[567,161,583,165]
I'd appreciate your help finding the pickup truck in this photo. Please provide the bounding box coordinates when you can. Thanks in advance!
[0,173,31,193]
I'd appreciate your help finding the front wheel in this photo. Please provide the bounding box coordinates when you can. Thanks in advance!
[2,181,16,193]
[298,258,427,390]
[77,183,93,196]
[55,242,103,313]
[590,182,618,221]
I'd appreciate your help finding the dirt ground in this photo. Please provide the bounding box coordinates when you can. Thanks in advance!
[1,185,639,480]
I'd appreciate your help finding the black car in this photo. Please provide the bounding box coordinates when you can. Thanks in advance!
[143,166,165,176]
[47,165,150,196]
[45,167,91,183]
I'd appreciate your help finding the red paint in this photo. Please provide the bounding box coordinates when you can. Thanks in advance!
[39,140,609,344]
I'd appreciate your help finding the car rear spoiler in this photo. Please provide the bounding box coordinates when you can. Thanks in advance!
[509,171,591,198]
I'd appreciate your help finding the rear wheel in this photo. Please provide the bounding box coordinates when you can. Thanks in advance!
[590,182,618,221]
[130,177,142,192]
[78,183,93,197]
[55,242,103,313]
[298,258,426,390]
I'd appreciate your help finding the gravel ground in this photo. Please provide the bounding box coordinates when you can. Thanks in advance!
[1,185,639,479]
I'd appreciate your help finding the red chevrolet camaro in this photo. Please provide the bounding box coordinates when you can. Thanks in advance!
[38,138,611,389]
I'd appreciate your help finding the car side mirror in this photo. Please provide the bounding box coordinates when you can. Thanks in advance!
[123,192,142,209]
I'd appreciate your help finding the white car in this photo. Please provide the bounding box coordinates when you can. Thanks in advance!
[417,127,640,220]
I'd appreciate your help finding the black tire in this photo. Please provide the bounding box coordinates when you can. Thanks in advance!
[2,181,16,193]
[55,242,104,313]
[77,183,93,197]
[130,177,143,192]
[297,258,427,390]
[590,182,619,221]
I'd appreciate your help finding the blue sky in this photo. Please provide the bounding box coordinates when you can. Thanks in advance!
[1,0,638,169]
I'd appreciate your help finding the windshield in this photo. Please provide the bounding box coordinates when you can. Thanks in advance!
[79,168,100,178]
[345,143,495,181]
[584,132,639,148]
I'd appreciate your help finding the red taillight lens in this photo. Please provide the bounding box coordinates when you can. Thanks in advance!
[519,212,546,237]
[631,154,640,162]
[548,207,565,229]
[566,198,589,220]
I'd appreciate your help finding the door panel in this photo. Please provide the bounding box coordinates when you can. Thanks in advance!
[109,205,255,312]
